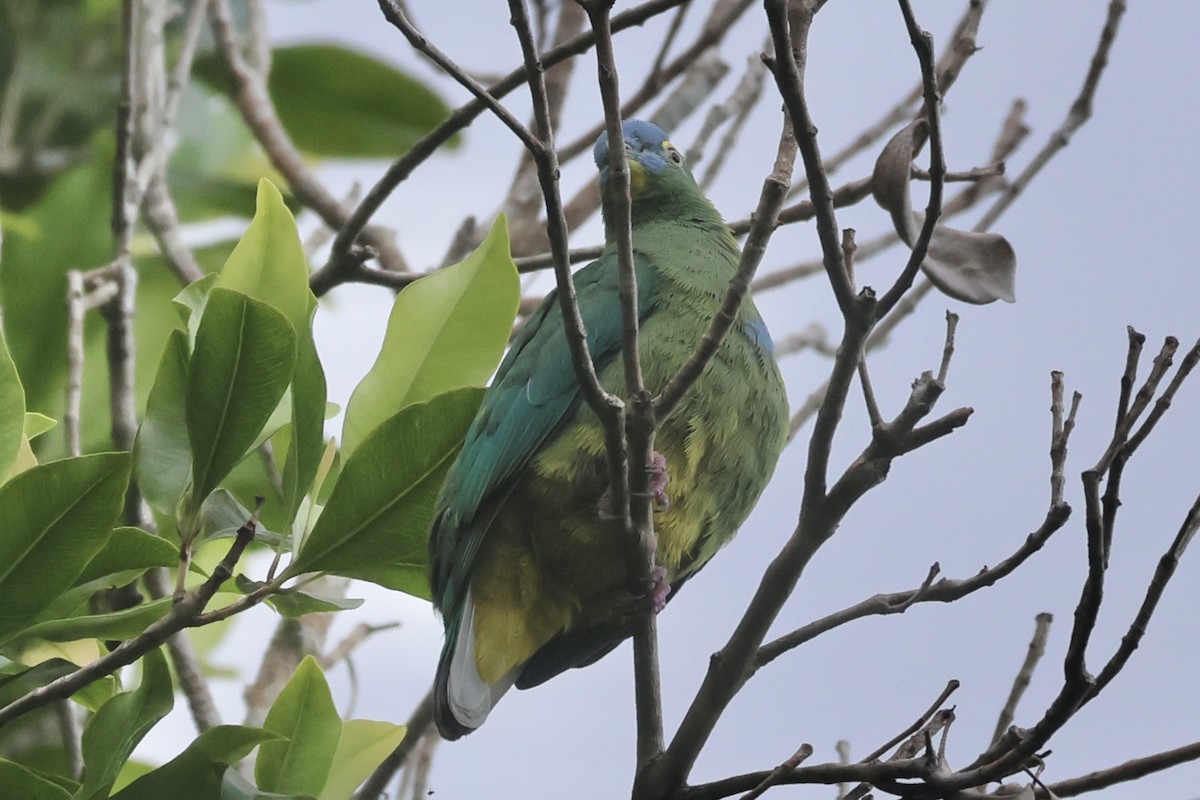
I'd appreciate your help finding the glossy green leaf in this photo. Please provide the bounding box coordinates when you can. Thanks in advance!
[73,527,178,587]
[317,719,407,800]
[233,575,363,618]
[135,330,191,515]
[293,387,483,597]
[4,642,116,712]
[24,413,56,440]
[212,181,325,524]
[256,656,340,797]
[0,328,26,482]
[342,216,518,457]
[194,44,453,159]
[194,489,274,547]
[187,288,297,503]
[200,488,283,547]
[12,598,172,647]
[215,179,311,333]
[75,647,173,800]
[0,453,129,641]
[221,769,316,800]
[173,273,217,330]
[0,758,71,800]
[110,725,282,800]
[281,299,327,524]
[0,659,77,708]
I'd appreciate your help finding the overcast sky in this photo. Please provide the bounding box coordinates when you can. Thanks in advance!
[147,3,1200,798]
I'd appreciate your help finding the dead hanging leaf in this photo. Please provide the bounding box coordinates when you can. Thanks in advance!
[873,120,1017,304]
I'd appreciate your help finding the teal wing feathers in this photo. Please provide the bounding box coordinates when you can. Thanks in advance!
[429,252,660,618]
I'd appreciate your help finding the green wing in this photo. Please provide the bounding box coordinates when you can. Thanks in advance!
[429,252,659,615]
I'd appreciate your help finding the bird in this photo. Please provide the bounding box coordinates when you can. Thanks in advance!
[428,119,788,739]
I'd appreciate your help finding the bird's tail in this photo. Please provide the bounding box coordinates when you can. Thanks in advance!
[434,590,516,739]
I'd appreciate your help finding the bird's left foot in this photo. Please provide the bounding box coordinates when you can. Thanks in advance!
[647,565,671,614]
[643,451,670,511]
[597,451,671,519]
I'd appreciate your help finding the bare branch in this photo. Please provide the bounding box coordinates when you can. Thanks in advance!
[1046,738,1200,798]
[763,0,853,313]
[655,119,795,418]
[756,501,1070,670]
[316,0,690,295]
[991,612,1053,746]
[208,0,408,277]
[874,0,945,320]
[740,743,814,800]
[976,0,1127,231]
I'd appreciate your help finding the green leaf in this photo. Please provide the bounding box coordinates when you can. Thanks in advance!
[233,575,363,618]
[198,488,283,548]
[173,273,217,330]
[317,719,406,800]
[342,216,518,457]
[73,527,178,587]
[293,387,483,597]
[75,647,173,800]
[0,328,27,482]
[187,288,297,504]
[13,598,172,647]
[0,659,76,708]
[24,413,56,440]
[281,299,326,525]
[211,181,325,524]
[256,656,340,797]
[221,769,316,800]
[110,725,282,800]
[214,179,311,334]
[194,44,453,159]
[0,758,72,800]
[135,329,191,515]
[0,453,129,641]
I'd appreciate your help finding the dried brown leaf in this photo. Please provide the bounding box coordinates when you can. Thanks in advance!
[873,121,1017,304]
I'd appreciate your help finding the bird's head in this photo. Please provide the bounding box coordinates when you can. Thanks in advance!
[593,120,715,226]
[593,119,694,197]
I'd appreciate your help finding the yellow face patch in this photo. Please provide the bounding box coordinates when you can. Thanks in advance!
[628,158,648,195]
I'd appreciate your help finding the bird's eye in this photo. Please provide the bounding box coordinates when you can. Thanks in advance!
[666,147,684,165]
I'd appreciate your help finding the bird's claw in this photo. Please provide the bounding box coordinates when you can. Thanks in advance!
[596,451,671,519]
[644,451,670,511]
[647,565,670,614]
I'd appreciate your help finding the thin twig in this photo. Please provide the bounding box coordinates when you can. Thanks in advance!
[874,0,944,320]
[739,744,814,800]
[208,0,408,276]
[316,0,690,295]
[991,612,1053,745]
[578,0,663,773]
[1047,738,1200,797]
[756,501,1069,669]
[764,0,853,314]
[976,0,1127,231]
[655,119,796,418]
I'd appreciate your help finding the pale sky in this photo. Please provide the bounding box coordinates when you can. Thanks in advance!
[148,3,1200,798]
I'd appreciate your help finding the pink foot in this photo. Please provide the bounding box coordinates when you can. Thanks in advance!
[648,565,671,614]
[596,451,671,519]
[643,451,670,510]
